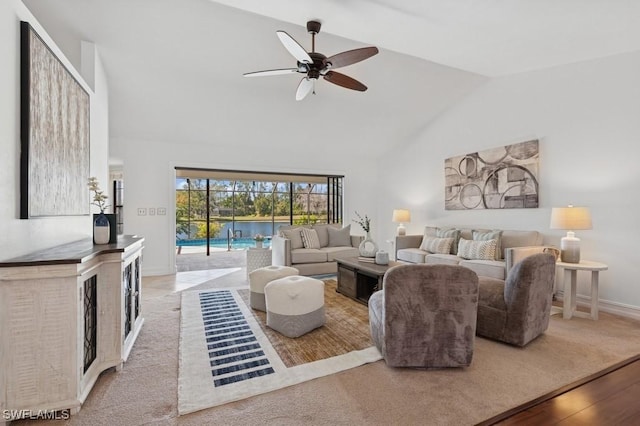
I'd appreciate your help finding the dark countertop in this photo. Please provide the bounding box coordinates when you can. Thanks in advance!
[0,235,144,267]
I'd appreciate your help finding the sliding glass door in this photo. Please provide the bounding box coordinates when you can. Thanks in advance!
[175,169,344,254]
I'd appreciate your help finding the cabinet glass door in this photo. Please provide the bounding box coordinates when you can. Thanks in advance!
[123,264,132,338]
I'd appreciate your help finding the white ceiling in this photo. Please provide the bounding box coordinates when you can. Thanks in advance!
[209,0,640,76]
[21,0,640,157]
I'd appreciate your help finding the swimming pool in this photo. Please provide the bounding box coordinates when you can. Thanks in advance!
[176,237,271,249]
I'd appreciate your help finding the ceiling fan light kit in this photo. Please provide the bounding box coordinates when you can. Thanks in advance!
[244,20,378,100]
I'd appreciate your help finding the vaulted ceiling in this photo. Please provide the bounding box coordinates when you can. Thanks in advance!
[22,0,640,157]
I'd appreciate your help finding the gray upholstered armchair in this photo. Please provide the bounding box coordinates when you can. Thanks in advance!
[368,264,479,368]
[476,252,556,347]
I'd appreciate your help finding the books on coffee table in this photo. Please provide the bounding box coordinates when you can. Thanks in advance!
[358,256,375,263]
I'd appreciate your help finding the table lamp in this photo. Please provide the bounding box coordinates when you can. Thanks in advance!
[392,209,411,236]
[549,205,592,263]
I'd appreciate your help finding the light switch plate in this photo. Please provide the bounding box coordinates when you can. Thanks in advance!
[157,208,166,215]
[149,208,156,216]
[137,208,146,216]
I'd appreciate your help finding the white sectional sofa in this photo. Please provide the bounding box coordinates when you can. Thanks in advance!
[395,226,547,280]
[271,224,363,276]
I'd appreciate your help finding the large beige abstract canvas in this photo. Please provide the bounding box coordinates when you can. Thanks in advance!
[444,140,539,210]
[20,22,90,218]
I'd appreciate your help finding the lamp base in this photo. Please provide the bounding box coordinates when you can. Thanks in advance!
[396,224,406,236]
[560,232,581,263]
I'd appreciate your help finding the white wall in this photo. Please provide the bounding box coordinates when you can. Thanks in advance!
[7,1,638,316]
[0,1,109,260]
[110,137,380,276]
[378,50,640,313]
[85,43,110,212]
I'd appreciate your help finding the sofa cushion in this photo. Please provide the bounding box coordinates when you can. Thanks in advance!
[327,224,352,247]
[473,229,503,260]
[501,230,543,251]
[397,248,428,264]
[460,259,507,280]
[321,246,359,261]
[312,224,332,247]
[419,236,454,254]
[478,276,508,311]
[423,226,438,237]
[457,238,497,261]
[436,228,461,254]
[477,276,508,340]
[424,253,461,266]
[281,227,304,249]
[291,248,328,264]
[301,228,321,249]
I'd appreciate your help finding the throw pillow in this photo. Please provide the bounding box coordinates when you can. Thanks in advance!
[457,238,497,261]
[312,224,331,247]
[472,229,503,260]
[327,224,352,247]
[436,228,461,254]
[300,228,321,249]
[419,236,454,254]
[281,228,304,249]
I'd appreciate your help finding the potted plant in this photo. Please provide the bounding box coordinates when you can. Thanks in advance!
[254,234,265,249]
[354,211,377,257]
[88,177,115,244]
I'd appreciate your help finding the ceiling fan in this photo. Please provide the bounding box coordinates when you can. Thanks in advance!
[243,20,379,101]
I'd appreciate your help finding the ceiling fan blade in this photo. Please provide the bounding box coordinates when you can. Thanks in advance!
[243,68,299,77]
[326,47,379,69]
[296,77,314,101]
[276,30,313,64]
[323,71,367,92]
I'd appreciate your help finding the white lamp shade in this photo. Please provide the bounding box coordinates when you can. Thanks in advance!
[392,209,410,236]
[550,205,592,263]
[549,206,592,230]
[392,209,411,223]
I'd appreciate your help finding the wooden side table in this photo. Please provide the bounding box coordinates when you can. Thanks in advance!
[557,260,608,320]
[246,248,272,279]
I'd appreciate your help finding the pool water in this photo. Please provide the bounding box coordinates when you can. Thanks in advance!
[176,237,271,249]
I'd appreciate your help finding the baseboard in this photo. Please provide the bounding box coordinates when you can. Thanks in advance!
[142,266,174,277]
[556,291,640,321]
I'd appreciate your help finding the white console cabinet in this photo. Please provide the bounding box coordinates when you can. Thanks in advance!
[0,236,144,420]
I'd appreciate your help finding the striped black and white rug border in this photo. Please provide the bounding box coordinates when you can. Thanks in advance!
[199,290,276,387]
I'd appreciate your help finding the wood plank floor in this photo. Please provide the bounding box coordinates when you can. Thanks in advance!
[479,355,640,425]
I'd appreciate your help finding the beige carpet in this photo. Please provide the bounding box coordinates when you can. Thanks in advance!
[15,269,640,425]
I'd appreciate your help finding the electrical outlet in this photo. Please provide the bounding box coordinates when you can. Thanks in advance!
[137,208,146,216]
[157,207,166,215]
[148,208,156,216]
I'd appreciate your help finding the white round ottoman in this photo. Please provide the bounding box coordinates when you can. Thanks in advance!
[248,265,299,311]
[264,276,326,338]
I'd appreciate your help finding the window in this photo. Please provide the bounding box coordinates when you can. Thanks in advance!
[175,168,344,253]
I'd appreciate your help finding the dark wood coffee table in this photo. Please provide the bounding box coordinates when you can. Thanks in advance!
[336,257,400,305]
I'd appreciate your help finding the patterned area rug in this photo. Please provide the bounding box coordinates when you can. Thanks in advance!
[178,281,382,415]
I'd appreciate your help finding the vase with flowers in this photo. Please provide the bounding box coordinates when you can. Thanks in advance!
[88,177,113,245]
[254,234,265,249]
[354,211,378,257]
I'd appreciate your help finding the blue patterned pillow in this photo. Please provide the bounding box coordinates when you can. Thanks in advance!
[437,228,461,254]
[419,236,454,254]
[457,238,497,260]
[472,230,503,260]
